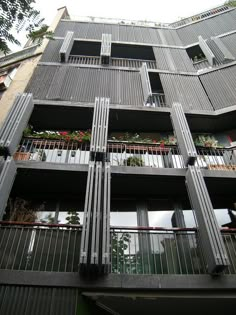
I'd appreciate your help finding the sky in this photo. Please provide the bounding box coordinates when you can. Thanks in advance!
[10,0,226,51]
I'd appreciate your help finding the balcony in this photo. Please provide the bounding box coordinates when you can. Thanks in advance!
[68,55,157,69]
[0,221,81,272]
[1,222,235,275]
[14,138,90,165]
[111,226,236,275]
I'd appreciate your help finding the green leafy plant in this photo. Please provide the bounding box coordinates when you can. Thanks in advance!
[22,127,91,143]
[125,156,144,167]
[194,135,218,148]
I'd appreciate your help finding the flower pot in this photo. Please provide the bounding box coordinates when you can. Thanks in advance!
[14,152,30,161]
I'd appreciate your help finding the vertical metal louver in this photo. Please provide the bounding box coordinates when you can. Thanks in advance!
[198,36,215,66]
[80,161,111,274]
[80,161,95,269]
[171,103,197,166]
[140,63,152,104]
[59,31,74,62]
[100,33,112,65]
[0,93,33,156]
[90,97,110,155]
[212,37,235,61]
[186,166,229,274]
[80,97,111,274]
[0,157,16,218]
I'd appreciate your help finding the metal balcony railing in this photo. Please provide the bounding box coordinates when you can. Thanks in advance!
[108,142,184,168]
[169,5,231,28]
[0,221,82,272]
[14,138,90,164]
[145,93,167,108]
[68,55,157,69]
[111,227,206,275]
[111,226,236,275]
[195,147,236,171]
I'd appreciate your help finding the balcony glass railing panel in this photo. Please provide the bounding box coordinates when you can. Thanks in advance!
[14,138,90,165]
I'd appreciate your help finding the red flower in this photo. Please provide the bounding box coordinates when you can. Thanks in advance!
[59,131,68,136]
[152,140,157,143]
[160,141,165,148]
[65,136,71,141]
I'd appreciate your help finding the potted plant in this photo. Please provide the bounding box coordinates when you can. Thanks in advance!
[124,156,144,167]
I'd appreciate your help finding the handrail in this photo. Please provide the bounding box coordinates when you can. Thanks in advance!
[0,220,82,229]
[111,225,236,232]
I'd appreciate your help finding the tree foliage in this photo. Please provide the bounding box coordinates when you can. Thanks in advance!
[0,0,53,54]
[225,1,236,7]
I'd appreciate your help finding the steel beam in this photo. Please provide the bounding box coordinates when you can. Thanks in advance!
[198,36,215,66]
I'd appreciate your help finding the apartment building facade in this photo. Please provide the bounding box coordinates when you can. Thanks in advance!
[1,4,236,314]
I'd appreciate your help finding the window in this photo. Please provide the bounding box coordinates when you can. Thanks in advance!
[186,45,206,63]
[111,43,155,60]
[70,40,101,57]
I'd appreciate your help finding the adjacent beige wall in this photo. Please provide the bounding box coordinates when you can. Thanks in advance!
[0,6,68,127]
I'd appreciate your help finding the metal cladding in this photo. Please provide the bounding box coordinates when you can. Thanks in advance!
[0,157,17,218]
[186,166,229,274]
[153,47,195,72]
[41,38,64,63]
[59,31,74,62]
[100,33,112,65]
[54,9,236,47]
[90,98,110,154]
[54,21,182,46]
[198,36,215,66]
[171,103,197,166]
[199,64,236,110]
[0,285,79,315]
[140,62,152,104]
[160,73,213,111]
[0,93,33,155]
[177,9,236,46]
[27,65,143,106]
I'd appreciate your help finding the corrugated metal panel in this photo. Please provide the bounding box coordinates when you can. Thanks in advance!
[153,47,195,72]
[200,65,236,110]
[160,73,213,111]
[41,39,64,63]
[54,21,182,46]
[26,65,57,99]
[221,33,236,57]
[29,65,142,105]
[177,10,236,46]
[0,286,78,315]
